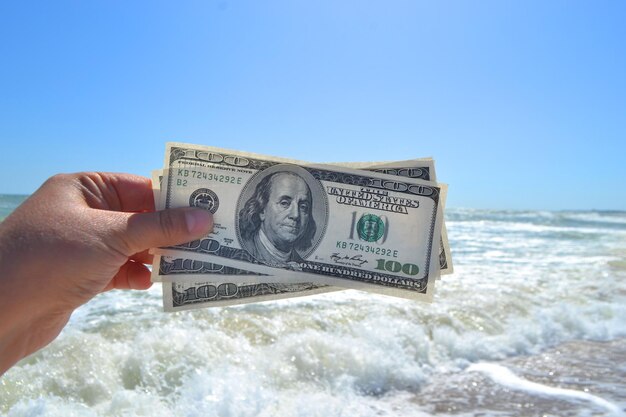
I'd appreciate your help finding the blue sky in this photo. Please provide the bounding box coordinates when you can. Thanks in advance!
[0,0,624,210]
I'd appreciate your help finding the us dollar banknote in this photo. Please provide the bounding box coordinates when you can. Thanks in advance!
[153,143,443,301]
[162,280,335,312]
[152,159,452,283]
[152,159,452,309]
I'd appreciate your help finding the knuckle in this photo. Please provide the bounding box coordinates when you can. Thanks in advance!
[45,173,72,187]
[44,173,96,194]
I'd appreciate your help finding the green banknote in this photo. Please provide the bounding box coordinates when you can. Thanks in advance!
[153,143,444,302]
[152,159,451,280]
[152,162,451,311]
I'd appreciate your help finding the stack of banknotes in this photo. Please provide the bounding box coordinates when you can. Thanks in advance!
[151,143,453,311]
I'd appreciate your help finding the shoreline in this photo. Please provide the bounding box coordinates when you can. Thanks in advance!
[413,337,626,416]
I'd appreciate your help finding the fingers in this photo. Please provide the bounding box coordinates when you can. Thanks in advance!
[119,207,214,254]
[105,261,153,291]
[32,172,156,213]
[104,173,156,212]
[75,173,156,212]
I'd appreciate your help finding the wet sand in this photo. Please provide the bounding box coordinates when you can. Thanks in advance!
[413,338,626,416]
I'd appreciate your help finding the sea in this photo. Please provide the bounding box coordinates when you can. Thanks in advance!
[1,194,625,417]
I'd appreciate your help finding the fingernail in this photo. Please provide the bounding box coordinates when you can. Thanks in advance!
[184,208,213,235]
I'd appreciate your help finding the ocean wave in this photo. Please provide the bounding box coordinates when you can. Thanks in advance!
[2,206,626,416]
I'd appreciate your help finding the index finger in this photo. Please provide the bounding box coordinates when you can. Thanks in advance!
[106,173,157,212]
[76,172,157,212]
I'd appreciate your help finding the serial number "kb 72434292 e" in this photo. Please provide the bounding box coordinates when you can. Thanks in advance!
[176,169,243,185]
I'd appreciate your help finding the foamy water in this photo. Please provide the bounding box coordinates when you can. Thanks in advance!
[1,199,625,416]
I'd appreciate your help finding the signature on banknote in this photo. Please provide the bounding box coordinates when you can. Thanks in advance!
[330,253,369,267]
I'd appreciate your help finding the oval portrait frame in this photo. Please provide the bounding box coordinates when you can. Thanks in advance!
[235,163,329,262]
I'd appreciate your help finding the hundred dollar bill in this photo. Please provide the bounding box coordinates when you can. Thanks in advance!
[152,159,451,282]
[162,280,334,312]
[153,143,443,300]
[152,159,451,309]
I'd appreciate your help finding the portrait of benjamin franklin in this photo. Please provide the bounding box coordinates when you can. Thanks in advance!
[237,167,324,268]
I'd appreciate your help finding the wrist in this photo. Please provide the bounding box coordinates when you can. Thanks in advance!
[0,226,69,375]
[0,260,29,374]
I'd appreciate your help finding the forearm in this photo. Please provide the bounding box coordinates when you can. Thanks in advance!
[0,251,32,374]
[0,308,35,375]
[0,224,68,375]
[0,227,29,373]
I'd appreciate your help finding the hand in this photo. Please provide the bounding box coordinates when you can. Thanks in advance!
[0,172,213,374]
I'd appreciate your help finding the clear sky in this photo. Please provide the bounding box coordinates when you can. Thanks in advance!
[0,1,624,210]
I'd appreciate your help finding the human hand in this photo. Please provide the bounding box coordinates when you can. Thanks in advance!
[0,172,213,374]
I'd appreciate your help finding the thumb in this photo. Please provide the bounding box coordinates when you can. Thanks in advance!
[120,207,213,254]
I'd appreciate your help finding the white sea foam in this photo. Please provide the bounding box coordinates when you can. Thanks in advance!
[468,363,624,416]
[2,208,626,416]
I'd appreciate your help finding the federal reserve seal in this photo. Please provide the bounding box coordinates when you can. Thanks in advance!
[357,213,385,242]
[189,188,219,213]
